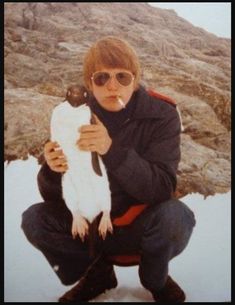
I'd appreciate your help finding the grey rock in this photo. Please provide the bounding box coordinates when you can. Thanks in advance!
[4,3,231,196]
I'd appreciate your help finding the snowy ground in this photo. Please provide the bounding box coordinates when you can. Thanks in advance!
[4,156,231,302]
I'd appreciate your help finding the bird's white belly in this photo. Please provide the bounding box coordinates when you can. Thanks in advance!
[50,102,111,223]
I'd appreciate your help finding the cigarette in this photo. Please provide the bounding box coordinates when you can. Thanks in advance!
[117,96,125,108]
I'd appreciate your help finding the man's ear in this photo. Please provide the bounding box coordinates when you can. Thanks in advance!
[134,83,140,91]
[87,80,93,92]
[84,86,94,102]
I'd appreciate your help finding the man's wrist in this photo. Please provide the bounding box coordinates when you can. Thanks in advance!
[100,138,112,155]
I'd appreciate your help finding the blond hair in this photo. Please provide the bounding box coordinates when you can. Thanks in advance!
[83,36,141,90]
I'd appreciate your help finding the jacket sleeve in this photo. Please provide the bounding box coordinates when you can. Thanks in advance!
[102,106,181,205]
[37,161,64,203]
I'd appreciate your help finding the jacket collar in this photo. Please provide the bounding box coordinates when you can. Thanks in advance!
[88,85,164,122]
[130,85,164,120]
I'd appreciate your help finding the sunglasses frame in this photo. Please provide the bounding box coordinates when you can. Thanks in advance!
[91,71,135,87]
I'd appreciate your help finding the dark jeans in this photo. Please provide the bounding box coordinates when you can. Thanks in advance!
[21,199,196,292]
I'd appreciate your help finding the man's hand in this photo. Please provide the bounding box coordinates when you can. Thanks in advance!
[44,141,68,173]
[77,114,112,155]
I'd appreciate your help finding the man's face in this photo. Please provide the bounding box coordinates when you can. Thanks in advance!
[90,67,135,112]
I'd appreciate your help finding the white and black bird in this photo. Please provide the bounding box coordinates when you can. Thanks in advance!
[50,85,113,256]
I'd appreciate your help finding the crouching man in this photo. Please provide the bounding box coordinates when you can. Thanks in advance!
[21,36,196,302]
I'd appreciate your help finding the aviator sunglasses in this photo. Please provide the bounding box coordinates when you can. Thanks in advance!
[91,71,135,87]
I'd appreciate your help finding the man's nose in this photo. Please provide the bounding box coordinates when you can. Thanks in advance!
[106,75,119,90]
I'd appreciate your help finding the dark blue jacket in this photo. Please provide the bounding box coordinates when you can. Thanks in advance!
[37,86,181,219]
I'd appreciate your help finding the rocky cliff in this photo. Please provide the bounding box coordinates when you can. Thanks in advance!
[4,3,231,197]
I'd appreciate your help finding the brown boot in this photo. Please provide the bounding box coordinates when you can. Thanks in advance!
[152,276,186,303]
[59,256,118,302]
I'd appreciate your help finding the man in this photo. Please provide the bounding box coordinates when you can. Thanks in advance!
[21,36,196,302]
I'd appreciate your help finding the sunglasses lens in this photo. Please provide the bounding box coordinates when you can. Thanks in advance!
[92,72,134,86]
[116,72,133,86]
[93,72,110,86]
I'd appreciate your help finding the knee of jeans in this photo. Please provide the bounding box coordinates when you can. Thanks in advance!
[164,200,195,234]
[21,203,44,243]
[145,199,196,245]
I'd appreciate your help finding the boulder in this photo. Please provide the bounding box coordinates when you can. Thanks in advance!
[4,3,231,196]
